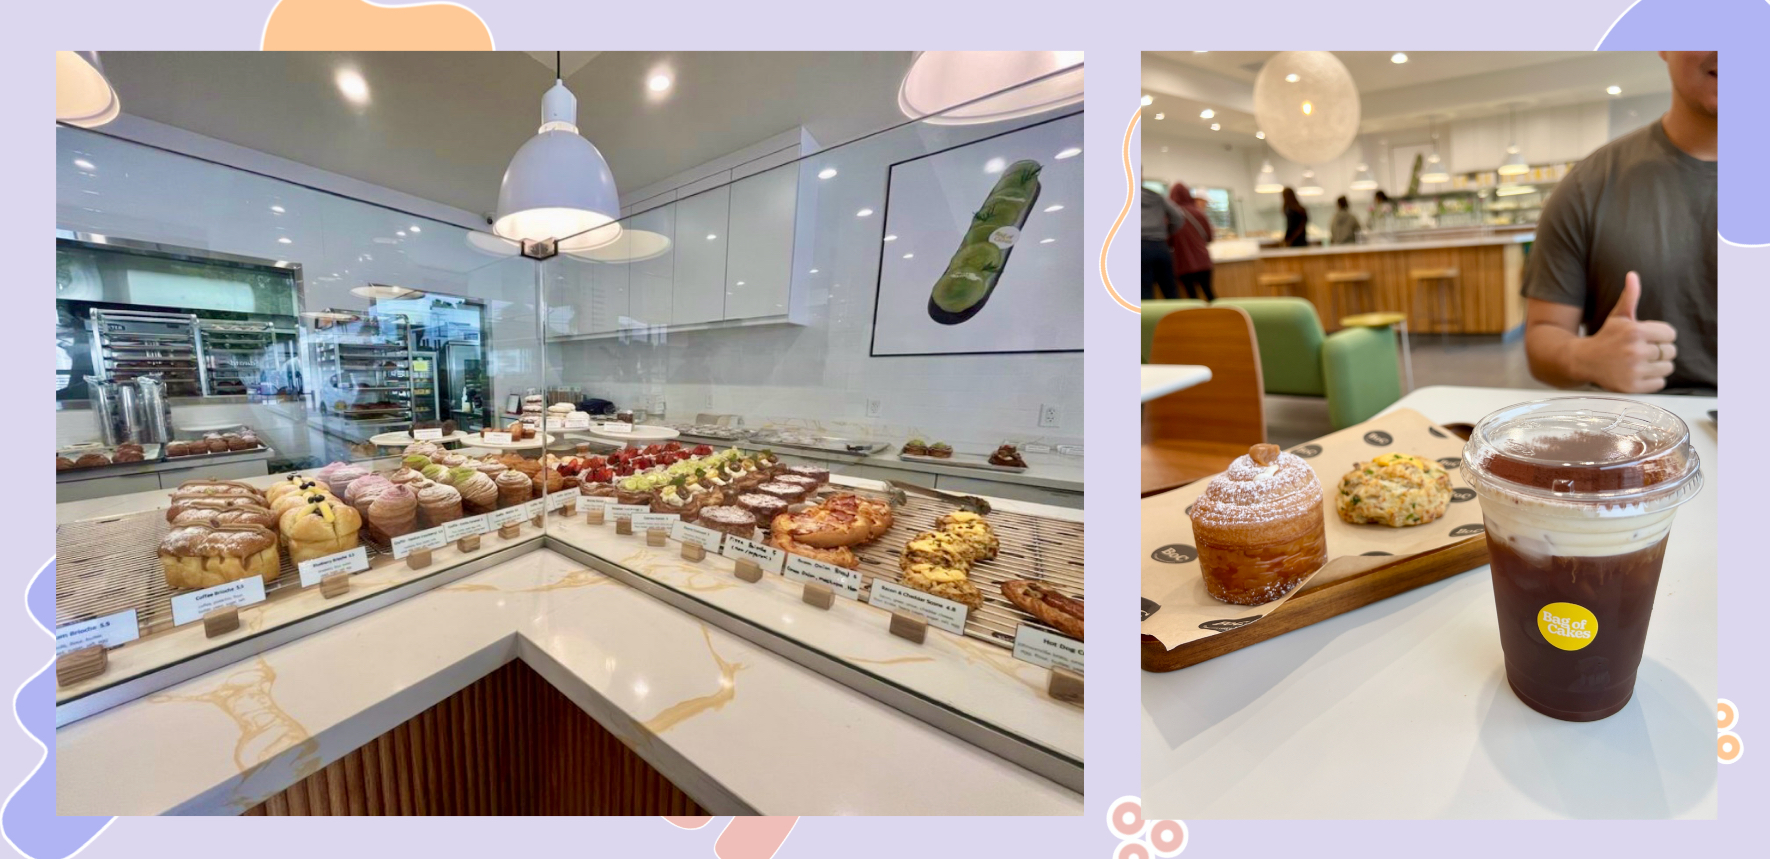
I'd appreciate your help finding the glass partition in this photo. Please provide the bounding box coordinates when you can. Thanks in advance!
[53,126,547,723]
[539,69,1085,787]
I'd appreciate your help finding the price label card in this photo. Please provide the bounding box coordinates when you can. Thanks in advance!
[444,514,488,540]
[390,527,447,559]
[784,554,861,600]
[297,546,369,587]
[489,506,527,527]
[608,504,650,520]
[870,581,969,635]
[171,576,268,626]
[564,414,591,429]
[55,609,140,656]
[598,422,633,434]
[412,427,444,441]
[1012,624,1084,675]
[482,431,514,445]
[721,535,784,573]
[674,521,725,551]
[631,512,680,533]
[524,499,547,519]
[547,491,573,510]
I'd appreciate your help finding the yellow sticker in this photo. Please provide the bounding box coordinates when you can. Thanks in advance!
[1538,602,1599,651]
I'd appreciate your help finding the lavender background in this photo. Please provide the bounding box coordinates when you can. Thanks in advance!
[4,1,1762,856]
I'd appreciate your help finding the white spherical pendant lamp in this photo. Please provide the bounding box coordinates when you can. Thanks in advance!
[898,51,1083,126]
[57,51,120,128]
[1253,51,1361,166]
[495,69,620,247]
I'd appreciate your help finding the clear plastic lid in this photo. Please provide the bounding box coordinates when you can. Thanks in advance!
[1462,396,1702,510]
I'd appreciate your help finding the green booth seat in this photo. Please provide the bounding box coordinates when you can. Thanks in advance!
[1141,299,1208,363]
[1212,297,1402,429]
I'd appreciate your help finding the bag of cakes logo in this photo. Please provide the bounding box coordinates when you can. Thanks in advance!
[1107,796,1187,858]
[1290,444,1324,458]
[1363,430,1395,446]
[1151,544,1197,564]
[1198,617,1262,632]
[1717,698,1744,764]
[1427,426,1449,439]
[1449,523,1486,538]
[1437,456,1463,470]
[1451,488,1477,503]
[1141,598,1163,621]
[1537,602,1599,651]
[1361,550,1394,557]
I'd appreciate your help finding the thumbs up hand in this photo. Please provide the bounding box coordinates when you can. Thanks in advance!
[1579,272,1679,393]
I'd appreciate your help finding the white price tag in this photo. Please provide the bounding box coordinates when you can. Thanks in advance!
[547,491,573,510]
[721,535,784,573]
[673,521,725,551]
[171,576,268,626]
[482,431,513,445]
[631,512,680,533]
[598,422,633,434]
[489,506,527,527]
[784,554,861,600]
[869,581,969,636]
[564,414,591,429]
[443,514,488,540]
[412,427,444,441]
[297,547,369,587]
[524,498,547,519]
[1012,625,1084,675]
[390,527,447,559]
[55,609,140,656]
[608,504,650,520]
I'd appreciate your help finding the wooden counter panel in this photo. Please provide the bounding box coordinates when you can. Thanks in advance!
[244,660,707,816]
[1218,246,1522,335]
[1210,259,1258,298]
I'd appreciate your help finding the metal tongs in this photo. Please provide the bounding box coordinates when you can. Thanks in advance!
[884,479,991,515]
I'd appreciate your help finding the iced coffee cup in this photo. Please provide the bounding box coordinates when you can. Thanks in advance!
[1462,397,1702,722]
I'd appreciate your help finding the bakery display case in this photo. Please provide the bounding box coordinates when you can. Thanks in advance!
[537,75,1086,790]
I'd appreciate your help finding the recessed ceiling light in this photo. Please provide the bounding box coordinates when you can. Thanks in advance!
[1161,146,1169,153]
[1044,204,1064,212]
[1141,94,1154,106]
[1199,108,1214,119]
[647,73,673,93]
[1606,85,1622,95]
[1039,238,1056,244]
[817,167,838,180]
[1302,101,1313,115]
[809,269,819,274]
[903,253,914,259]
[334,68,370,105]
[1391,53,1408,64]
[72,158,95,170]
[1210,123,1221,131]
[1056,147,1082,159]
[984,157,1006,173]
[409,225,421,233]
[883,234,897,241]
[1255,130,1265,139]
[735,281,745,286]
[857,208,874,217]
[1154,113,1165,120]
[277,237,292,244]
[706,233,718,241]
[396,231,406,237]
[1285,73,1300,83]
[270,204,285,214]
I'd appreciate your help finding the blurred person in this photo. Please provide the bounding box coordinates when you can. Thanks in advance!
[1281,187,1309,247]
[1141,184,1184,300]
[1523,51,1716,395]
[1330,195,1361,245]
[1167,181,1216,300]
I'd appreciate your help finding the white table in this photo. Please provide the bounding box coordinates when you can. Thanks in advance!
[1141,365,1213,402]
[1142,386,1718,819]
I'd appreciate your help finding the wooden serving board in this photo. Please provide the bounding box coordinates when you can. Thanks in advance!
[1140,536,1489,672]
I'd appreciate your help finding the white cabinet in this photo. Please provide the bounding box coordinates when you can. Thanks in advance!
[586,250,629,334]
[723,164,798,320]
[671,185,731,325]
[626,203,675,327]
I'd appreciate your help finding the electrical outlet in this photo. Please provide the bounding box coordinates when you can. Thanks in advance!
[1039,404,1061,428]
[866,398,883,418]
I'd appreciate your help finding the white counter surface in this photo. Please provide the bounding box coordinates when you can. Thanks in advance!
[1259,232,1535,258]
[1142,386,1717,819]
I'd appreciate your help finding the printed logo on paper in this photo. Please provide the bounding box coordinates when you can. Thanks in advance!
[1199,616,1261,632]
[1360,550,1393,557]
[1151,544,1196,564]
[1290,443,1323,458]
[1428,426,1448,438]
[1140,598,1162,621]
[1538,602,1599,651]
[1449,523,1485,538]
[1437,456,1463,470]
[987,225,1021,249]
[1363,430,1394,446]
[1450,487,1476,503]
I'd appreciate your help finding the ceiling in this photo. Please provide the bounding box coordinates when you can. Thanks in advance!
[1142,51,1672,142]
[97,51,916,219]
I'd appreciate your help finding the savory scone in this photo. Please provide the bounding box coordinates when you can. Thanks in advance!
[901,529,988,570]
[1336,452,1452,527]
[901,562,985,611]
[936,513,999,559]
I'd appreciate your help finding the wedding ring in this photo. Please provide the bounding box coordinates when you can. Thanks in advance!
[1656,343,1664,362]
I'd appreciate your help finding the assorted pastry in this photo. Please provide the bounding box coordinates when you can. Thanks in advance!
[1334,452,1452,528]
[56,442,148,471]
[1188,443,1328,606]
[896,510,998,611]
[988,444,1027,468]
[165,431,262,457]
[1000,579,1084,641]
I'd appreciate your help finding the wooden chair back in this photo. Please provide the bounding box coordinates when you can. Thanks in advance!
[1144,306,1266,446]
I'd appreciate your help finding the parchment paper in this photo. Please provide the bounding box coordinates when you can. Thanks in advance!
[1141,408,1485,649]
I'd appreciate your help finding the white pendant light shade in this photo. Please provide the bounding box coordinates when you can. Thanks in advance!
[1253,51,1361,165]
[1419,153,1450,184]
[57,51,120,128]
[1297,169,1323,196]
[1349,162,1379,190]
[495,80,620,245]
[1498,144,1529,176]
[898,51,1083,125]
[1255,159,1284,193]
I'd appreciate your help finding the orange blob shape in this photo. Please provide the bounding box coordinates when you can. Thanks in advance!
[263,0,493,50]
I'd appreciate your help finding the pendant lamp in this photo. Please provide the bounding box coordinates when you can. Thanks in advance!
[1298,168,1323,196]
[1254,159,1284,194]
[1419,118,1450,184]
[57,51,120,128]
[1349,162,1378,190]
[1252,51,1361,165]
[1498,106,1529,176]
[897,51,1083,126]
[495,52,620,250]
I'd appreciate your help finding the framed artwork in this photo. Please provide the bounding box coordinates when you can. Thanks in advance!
[869,111,1084,357]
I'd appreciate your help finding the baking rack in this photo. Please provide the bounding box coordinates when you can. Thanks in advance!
[845,491,1084,650]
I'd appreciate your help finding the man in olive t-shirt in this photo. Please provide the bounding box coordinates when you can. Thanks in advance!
[1522,51,1717,395]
